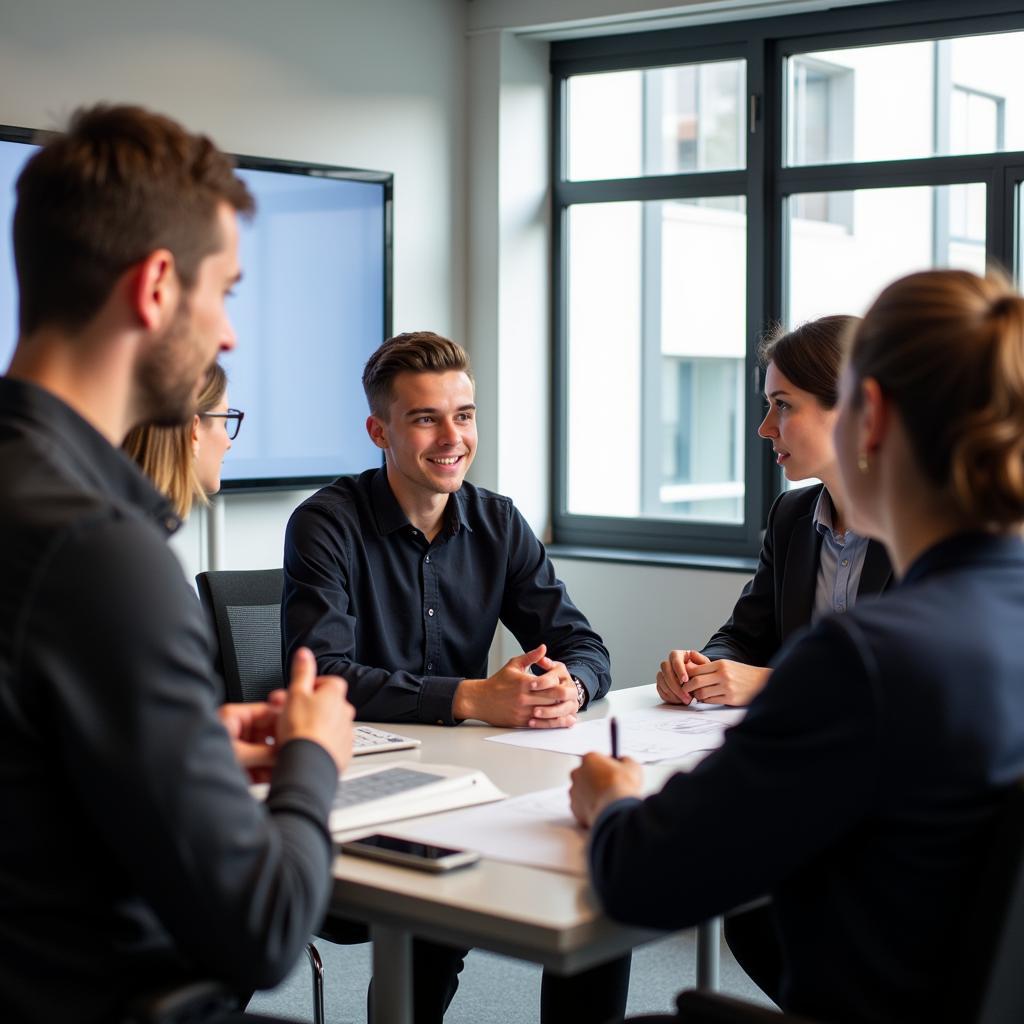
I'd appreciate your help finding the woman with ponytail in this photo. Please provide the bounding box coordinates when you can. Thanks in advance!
[571,270,1024,1024]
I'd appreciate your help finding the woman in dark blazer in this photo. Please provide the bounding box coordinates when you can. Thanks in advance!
[571,270,1024,1023]
[657,316,891,708]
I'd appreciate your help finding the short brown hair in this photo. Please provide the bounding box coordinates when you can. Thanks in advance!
[848,269,1024,529]
[362,331,472,417]
[14,104,254,336]
[759,315,857,409]
[123,362,228,520]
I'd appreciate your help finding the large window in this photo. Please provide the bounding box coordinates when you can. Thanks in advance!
[553,2,1024,558]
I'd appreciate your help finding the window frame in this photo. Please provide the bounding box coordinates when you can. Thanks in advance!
[551,0,1024,559]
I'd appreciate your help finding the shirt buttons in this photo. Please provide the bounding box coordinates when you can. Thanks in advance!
[841,558,849,567]
[427,608,435,617]
[425,555,431,564]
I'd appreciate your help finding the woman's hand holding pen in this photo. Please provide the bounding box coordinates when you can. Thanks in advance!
[569,722,643,829]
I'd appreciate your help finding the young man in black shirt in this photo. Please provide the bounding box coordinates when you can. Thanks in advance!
[0,104,354,1023]
[283,331,628,1022]
[283,331,611,726]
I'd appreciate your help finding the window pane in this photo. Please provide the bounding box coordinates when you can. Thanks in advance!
[566,198,747,523]
[786,31,1024,166]
[567,60,746,181]
[787,184,986,324]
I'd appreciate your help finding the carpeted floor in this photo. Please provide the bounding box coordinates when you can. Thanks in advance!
[247,928,777,1022]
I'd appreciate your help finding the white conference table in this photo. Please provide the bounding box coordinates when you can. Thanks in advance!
[329,683,722,1024]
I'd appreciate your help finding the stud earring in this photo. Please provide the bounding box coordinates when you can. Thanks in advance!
[857,452,870,474]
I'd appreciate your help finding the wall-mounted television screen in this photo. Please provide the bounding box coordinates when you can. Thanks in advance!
[0,125,392,490]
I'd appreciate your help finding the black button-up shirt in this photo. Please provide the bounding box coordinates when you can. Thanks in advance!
[0,377,337,1021]
[282,468,611,724]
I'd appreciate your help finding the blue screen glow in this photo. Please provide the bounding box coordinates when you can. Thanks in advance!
[0,137,389,488]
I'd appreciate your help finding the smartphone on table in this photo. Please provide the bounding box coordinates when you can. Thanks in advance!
[340,833,480,873]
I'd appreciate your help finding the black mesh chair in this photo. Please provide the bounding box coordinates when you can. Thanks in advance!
[195,568,330,1024]
[196,569,286,704]
[629,778,1024,1024]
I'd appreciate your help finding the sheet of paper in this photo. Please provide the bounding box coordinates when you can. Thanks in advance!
[486,704,746,763]
[383,786,588,875]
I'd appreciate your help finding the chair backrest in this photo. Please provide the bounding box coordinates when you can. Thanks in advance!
[195,568,285,703]
[959,778,1024,1024]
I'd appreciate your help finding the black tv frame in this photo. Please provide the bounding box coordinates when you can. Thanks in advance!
[0,123,394,494]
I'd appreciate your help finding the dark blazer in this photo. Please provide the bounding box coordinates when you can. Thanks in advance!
[702,484,892,665]
[590,532,1024,1024]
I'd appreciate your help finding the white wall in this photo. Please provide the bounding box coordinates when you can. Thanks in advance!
[552,556,748,685]
[0,0,466,583]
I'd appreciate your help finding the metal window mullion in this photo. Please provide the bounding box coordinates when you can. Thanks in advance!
[556,170,747,207]
[746,34,774,549]
[1001,164,1024,283]
[551,73,571,526]
[776,153,1024,195]
[987,165,1008,272]
[552,41,755,80]
[775,5,1024,61]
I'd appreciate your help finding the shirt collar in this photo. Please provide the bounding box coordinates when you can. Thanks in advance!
[369,466,473,538]
[813,486,860,545]
[370,467,409,535]
[0,376,182,535]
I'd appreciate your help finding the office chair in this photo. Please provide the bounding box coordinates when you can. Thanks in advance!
[196,568,286,704]
[627,778,1024,1024]
[196,568,331,1024]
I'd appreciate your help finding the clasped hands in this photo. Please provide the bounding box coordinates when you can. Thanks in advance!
[453,643,580,729]
[656,649,770,707]
[218,646,355,781]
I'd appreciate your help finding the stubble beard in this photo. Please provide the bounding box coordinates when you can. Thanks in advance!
[134,292,209,428]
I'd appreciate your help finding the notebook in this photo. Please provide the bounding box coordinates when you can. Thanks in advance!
[251,760,506,836]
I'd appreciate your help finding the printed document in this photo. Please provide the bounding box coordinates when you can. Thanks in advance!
[486,704,745,763]
[385,786,588,875]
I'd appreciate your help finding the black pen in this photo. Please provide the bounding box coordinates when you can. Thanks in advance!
[610,716,619,759]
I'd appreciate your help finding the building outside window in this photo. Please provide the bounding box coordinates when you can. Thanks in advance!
[553,5,1024,557]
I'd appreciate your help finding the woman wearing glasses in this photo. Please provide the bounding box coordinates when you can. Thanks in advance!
[123,363,275,782]
[123,362,244,518]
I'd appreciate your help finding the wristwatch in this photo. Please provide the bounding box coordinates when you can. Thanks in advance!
[571,675,587,711]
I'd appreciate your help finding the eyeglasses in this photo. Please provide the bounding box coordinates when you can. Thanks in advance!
[200,408,245,440]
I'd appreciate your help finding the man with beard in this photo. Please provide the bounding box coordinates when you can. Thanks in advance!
[0,105,354,1023]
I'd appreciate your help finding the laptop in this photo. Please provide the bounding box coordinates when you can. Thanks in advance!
[353,724,421,756]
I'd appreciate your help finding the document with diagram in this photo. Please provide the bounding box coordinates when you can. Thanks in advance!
[486,704,746,763]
